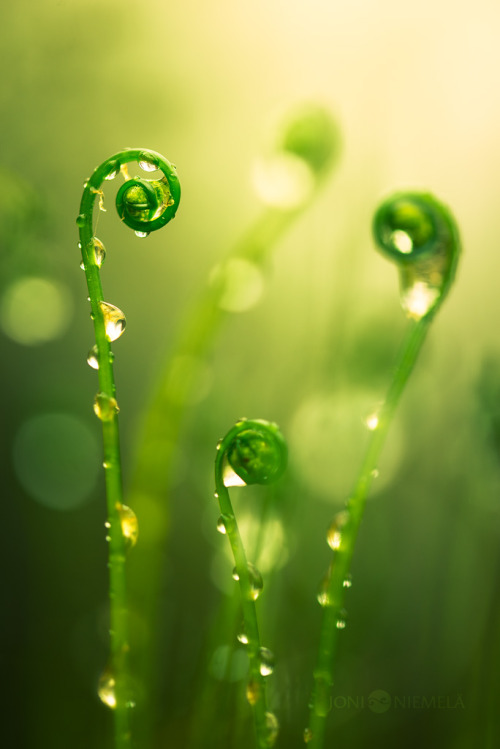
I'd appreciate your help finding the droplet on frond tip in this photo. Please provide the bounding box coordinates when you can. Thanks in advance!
[225,419,288,486]
[99,301,126,342]
[372,191,460,319]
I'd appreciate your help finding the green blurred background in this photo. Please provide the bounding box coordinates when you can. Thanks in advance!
[2,1,500,747]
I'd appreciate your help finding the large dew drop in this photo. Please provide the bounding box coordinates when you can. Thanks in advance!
[264,712,279,747]
[99,301,126,342]
[118,504,138,549]
[87,344,99,370]
[258,647,275,677]
[326,510,349,551]
[91,238,106,268]
[94,392,119,421]
[98,670,117,709]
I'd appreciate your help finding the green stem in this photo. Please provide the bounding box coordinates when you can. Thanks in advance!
[78,168,131,749]
[307,315,431,748]
[77,148,180,749]
[214,427,271,749]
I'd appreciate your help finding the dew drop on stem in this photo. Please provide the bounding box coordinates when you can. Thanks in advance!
[87,344,99,370]
[258,647,275,677]
[118,504,138,549]
[99,301,126,341]
[139,159,157,172]
[326,509,349,551]
[97,670,117,709]
[94,392,119,421]
[91,237,106,268]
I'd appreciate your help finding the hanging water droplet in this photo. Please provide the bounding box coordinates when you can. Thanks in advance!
[365,409,380,431]
[104,162,119,180]
[258,647,275,677]
[216,516,227,534]
[304,728,313,743]
[336,608,348,629]
[118,504,138,549]
[83,180,89,189]
[237,629,249,645]
[98,670,117,709]
[316,574,333,608]
[90,238,106,268]
[135,231,149,238]
[105,521,111,529]
[87,344,99,370]
[264,712,279,747]
[76,213,86,227]
[232,567,240,582]
[139,159,157,172]
[94,392,119,421]
[77,242,82,250]
[80,260,85,270]
[248,563,263,600]
[326,510,349,551]
[343,573,353,589]
[99,301,126,341]
[246,678,260,706]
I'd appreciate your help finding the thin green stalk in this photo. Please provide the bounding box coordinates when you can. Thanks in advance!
[77,148,180,749]
[306,191,461,748]
[214,419,287,749]
[307,316,430,747]
[124,104,341,731]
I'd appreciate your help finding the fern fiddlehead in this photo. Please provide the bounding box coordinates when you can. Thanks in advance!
[77,148,180,749]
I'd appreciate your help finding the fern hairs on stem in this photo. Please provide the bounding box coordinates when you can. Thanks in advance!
[124,107,340,725]
[305,192,461,748]
[214,419,287,749]
[77,148,180,749]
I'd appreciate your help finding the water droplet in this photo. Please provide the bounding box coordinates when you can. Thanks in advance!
[118,504,138,549]
[93,392,119,421]
[77,242,82,250]
[83,180,89,189]
[237,630,249,645]
[326,510,349,551]
[105,534,111,542]
[232,567,240,582]
[80,261,85,270]
[87,344,99,370]
[316,574,332,608]
[104,162,119,180]
[139,159,157,172]
[91,238,106,268]
[336,608,348,629]
[258,647,275,677]
[401,281,441,320]
[76,213,86,227]
[246,678,260,706]
[99,301,126,341]
[343,573,353,589]
[264,712,279,747]
[313,670,332,717]
[304,728,313,743]
[135,231,149,238]
[248,563,263,600]
[216,516,227,534]
[98,670,116,709]
[223,460,247,487]
[105,521,111,528]
[365,409,380,431]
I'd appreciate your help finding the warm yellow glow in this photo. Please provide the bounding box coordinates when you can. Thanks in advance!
[0,277,72,346]
[252,152,315,208]
[402,282,440,319]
